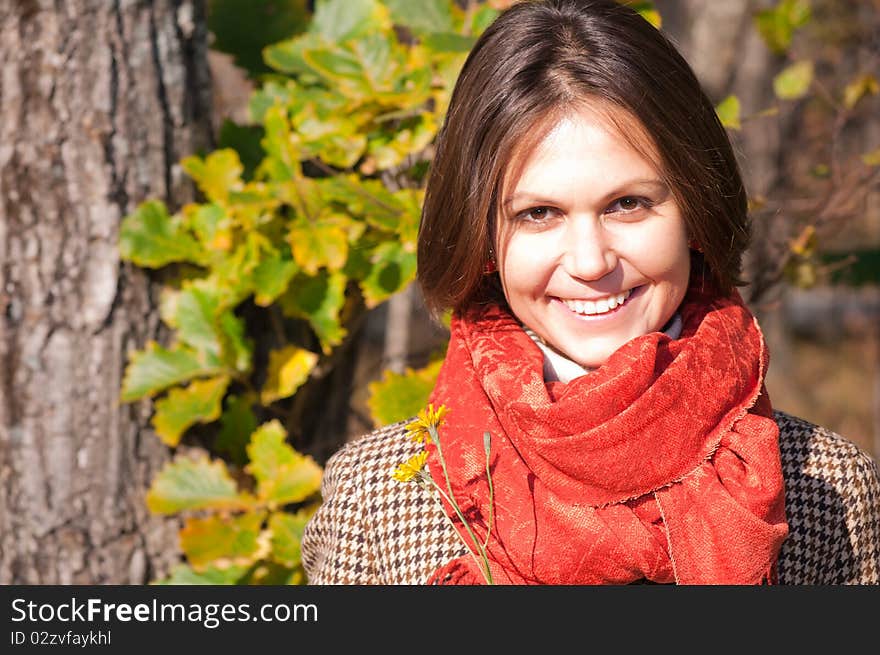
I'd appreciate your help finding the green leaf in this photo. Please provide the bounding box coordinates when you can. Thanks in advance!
[260,345,319,405]
[119,201,204,268]
[187,203,232,252]
[773,60,813,100]
[319,175,406,232]
[715,94,742,130]
[754,0,811,55]
[366,112,439,170]
[360,241,417,308]
[279,270,348,353]
[208,0,310,77]
[121,341,221,402]
[287,217,349,275]
[153,563,249,585]
[471,4,500,35]
[174,284,224,356]
[311,131,369,169]
[392,188,422,246]
[216,393,259,465]
[217,310,254,374]
[383,0,455,36]
[260,105,303,180]
[152,375,231,447]
[210,237,263,304]
[280,174,343,233]
[246,420,324,505]
[310,0,391,42]
[302,45,374,85]
[241,561,304,585]
[182,149,244,204]
[180,510,266,568]
[263,33,324,76]
[249,80,295,120]
[422,32,477,53]
[268,507,317,568]
[146,456,251,514]
[367,359,443,426]
[252,249,299,306]
[217,120,266,179]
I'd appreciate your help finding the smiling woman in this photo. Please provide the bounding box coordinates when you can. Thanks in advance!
[496,106,691,371]
[301,0,880,585]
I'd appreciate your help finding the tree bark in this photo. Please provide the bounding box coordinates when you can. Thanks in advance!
[0,0,212,584]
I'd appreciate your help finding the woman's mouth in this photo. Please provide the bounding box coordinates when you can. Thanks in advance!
[559,288,634,317]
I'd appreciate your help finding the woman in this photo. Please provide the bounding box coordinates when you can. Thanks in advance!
[301,0,880,584]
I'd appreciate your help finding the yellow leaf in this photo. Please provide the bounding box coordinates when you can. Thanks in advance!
[180,511,266,569]
[638,9,661,29]
[810,163,830,178]
[367,359,443,427]
[209,230,234,251]
[619,1,661,28]
[246,420,323,505]
[260,346,319,405]
[181,149,244,205]
[287,219,349,275]
[862,148,880,167]
[152,375,231,446]
[789,225,817,257]
[715,95,741,130]
[844,73,879,110]
[159,287,181,329]
[773,60,813,100]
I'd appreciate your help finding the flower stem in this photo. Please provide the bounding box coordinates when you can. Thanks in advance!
[423,477,494,583]
[430,426,494,585]
[483,439,495,552]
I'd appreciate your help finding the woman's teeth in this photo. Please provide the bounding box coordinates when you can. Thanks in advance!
[562,289,632,316]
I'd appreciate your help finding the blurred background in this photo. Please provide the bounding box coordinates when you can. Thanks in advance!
[1,0,877,584]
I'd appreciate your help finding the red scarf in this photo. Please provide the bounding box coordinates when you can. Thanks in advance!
[425,280,788,585]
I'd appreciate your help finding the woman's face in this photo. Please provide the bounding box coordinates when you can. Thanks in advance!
[496,105,691,369]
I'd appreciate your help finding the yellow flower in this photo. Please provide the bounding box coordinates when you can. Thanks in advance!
[405,403,448,444]
[392,451,428,483]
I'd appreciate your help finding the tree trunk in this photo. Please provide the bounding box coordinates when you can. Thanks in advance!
[0,0,212,584]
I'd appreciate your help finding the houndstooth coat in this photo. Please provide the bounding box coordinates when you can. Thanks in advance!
[301,411,880,585]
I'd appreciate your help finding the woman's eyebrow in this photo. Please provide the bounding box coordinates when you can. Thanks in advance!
[502,179,669,207]
[502,193,555,208]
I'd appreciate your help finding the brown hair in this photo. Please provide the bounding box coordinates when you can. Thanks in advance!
[417,0,749,316]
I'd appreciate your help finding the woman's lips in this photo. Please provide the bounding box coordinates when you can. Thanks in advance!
[554,286,641,319]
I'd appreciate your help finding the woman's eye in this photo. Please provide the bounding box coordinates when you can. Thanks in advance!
[606,196,649,213]
[516,206,555,222]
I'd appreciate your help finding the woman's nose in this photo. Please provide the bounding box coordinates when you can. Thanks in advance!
[561,219,618,281]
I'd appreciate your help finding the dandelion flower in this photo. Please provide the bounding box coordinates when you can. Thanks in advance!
[405,403,449,444]
[392,451,428,483]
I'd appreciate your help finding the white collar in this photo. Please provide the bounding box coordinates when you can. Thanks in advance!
[524,314,684,383]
